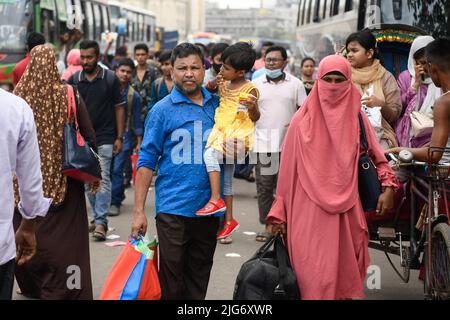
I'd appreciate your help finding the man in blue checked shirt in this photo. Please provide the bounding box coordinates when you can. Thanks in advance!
[110,58,143,216]
[131,43,244,300]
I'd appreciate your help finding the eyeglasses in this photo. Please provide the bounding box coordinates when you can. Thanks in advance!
[265,58,285,64]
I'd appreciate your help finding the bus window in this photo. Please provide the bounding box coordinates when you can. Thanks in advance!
[306,0,312,23]
[109,5,120,33]
[92,4,102,41]
[322,0,328,19]
[330,0,339,16]
[345,0,353,12]
[313,0,321,22]
[301,0,307,24]
[83,1,94,40]
[41,9,57,43]
[296,0,302,26]
[101,5,110,32]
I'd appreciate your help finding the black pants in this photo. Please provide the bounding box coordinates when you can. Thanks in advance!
[156,213,220,300]
[0,259,15,300]
[255,153,280,225]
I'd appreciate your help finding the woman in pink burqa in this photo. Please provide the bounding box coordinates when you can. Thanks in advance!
[61,49,83,81]
[266,55,399,300]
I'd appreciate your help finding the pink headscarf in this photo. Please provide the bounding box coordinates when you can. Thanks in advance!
[294,55,362,213]
[61,49,82,81]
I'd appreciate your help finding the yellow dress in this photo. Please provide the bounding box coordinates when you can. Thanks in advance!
[206,81,260,153]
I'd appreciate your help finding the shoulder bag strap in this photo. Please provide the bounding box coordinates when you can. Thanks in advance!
[67,85,85,147]
[359,112,369,153]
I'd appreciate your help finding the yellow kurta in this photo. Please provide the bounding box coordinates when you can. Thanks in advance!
[206,81,260,153]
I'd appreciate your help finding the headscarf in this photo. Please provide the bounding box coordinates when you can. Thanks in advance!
[295,55,362,213]
[13,44,68,205]
[61,49,83,81]
[407,35,441,115]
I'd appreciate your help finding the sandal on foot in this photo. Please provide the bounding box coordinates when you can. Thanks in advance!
[255,231,271,242]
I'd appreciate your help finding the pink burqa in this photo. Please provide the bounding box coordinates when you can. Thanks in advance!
[267,55,398,300]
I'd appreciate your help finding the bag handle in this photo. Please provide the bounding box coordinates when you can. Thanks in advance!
[66,85,86,147]
[359,112,369,153]
[67,85,79,130]
[273,234,290,298]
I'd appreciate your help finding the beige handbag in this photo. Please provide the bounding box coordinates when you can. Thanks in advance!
[410,111,434,138]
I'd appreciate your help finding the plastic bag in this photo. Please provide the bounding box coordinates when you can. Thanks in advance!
[361,85,384,141]
[99,235,160,300]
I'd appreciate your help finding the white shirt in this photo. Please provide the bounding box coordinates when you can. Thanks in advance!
[0,89,51,266]
[252,73,307,153]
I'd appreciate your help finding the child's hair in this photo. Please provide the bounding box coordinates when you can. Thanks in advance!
[221,42,256,72]
[426,38,450,72]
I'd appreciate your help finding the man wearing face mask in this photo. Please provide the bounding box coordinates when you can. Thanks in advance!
[251,46,307,243]
[204,43,229,88]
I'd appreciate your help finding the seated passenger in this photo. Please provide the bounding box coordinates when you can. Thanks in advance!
[387,39,450,164]
[396,36,442,148]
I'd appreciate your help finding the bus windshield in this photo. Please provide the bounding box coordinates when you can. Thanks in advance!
[0,0,32,51]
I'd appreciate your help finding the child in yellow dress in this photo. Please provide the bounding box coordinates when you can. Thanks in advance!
[196,42,260,242]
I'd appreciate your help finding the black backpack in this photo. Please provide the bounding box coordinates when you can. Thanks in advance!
[233,234,301,300]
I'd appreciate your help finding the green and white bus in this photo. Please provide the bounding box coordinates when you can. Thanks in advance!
[0,0,157,89]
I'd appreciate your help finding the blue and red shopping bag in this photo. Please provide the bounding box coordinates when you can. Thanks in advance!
[100,235,161,300]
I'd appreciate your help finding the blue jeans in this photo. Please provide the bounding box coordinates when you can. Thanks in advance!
[111,135,131,207]
[86,144,113,229]
[204,147,234,196]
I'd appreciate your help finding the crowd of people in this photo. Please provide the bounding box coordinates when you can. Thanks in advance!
[0,28,449,301]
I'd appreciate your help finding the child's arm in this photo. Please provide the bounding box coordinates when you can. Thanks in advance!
[247,88,260,122]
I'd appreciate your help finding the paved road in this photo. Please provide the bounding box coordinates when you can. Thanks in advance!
[14,178,424,300]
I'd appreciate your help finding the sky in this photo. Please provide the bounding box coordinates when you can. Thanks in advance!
[208,0,276,9]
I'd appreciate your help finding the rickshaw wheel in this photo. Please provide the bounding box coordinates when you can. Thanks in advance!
[429,223,450,300]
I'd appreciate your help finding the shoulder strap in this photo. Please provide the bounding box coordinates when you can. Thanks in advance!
[359,112,369,152]
[154,77,163,101]
[105,69,116,89]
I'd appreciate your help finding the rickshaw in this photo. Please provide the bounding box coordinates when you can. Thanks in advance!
[363,25,450,300]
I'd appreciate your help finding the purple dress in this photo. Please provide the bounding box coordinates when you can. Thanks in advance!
[395,70,431,147]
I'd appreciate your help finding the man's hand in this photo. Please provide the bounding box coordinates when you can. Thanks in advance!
[266,223,286,236]
[361,95,385,108]
[113,138,123,155]
[385,147,402,155]
[376,187,395,216]
[131,209,148,240]
[89,180,101,194]
[15,219,37,266]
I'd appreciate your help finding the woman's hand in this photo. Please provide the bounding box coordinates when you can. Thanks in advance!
[266,223,286,236]
[376,187,395,216]
[89,181,101,194]
[413,63,425,89]
[361,95,385,108]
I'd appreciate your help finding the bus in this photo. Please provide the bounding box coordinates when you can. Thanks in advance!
[294,0,450,77]
[0,0,157,89]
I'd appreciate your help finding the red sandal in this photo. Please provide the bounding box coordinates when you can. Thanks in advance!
[196,198,227,216]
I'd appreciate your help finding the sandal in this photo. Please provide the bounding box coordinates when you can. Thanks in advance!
[92,224,107,241]
[219,236,233,245]
[255,231,271,242]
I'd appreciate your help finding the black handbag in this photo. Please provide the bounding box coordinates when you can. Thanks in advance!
[62,85,101,183]
[358,112,381,212]
[233,234,300,300]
